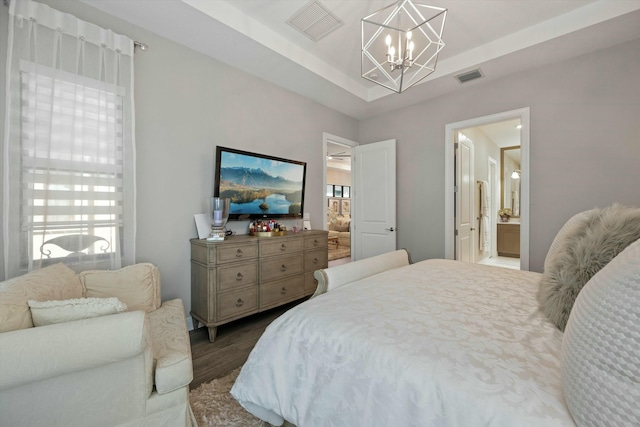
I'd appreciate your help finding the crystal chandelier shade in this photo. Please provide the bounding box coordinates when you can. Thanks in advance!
[362,0,447,93]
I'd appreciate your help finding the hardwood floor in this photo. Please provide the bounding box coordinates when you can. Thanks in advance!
[189,300,302,390]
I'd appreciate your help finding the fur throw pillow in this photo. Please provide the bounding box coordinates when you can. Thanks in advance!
[537,204,640,331]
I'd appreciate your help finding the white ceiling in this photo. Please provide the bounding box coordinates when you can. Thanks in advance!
[326,141,352,171]
[83,0,640,120]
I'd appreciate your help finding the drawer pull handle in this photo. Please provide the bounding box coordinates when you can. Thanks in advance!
[236,273,243,281]
[235,249,243,257]
[313,257,318,264]
[313,239,318,246]
[281,287,287,294]
[280,244,287,251]
[280,264,287,272]
[236,298,244,307]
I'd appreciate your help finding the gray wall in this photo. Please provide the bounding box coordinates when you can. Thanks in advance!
[2,2,639,316]
[359,38,640,272]
[0,2,359,317]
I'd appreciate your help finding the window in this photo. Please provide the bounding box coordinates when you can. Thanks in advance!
[20,63,124,266]
[4,0,136,278]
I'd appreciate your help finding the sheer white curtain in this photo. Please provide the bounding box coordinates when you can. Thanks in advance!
[3,0,136,278]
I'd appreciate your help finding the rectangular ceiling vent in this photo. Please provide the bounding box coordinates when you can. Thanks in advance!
[456,68,484,84]
[287,1,344,42]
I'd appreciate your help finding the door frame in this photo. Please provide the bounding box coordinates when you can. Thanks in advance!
[488,156,499,258]
[322,132,358,238]
[444,107,530,270]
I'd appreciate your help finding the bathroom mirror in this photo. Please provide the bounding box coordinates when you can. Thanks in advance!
[501,146,521,217]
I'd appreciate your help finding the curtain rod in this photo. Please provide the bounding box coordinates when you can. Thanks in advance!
[3,0,148,52]
[134,41,149,52]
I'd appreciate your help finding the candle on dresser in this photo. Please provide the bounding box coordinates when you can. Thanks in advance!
[213,210,223,226]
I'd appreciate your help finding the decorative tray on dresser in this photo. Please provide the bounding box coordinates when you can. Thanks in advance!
[190,230,328,342]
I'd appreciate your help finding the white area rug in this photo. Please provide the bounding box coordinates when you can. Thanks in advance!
[190,368,268,427]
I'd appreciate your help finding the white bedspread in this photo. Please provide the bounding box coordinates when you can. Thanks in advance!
[231,259,575,427]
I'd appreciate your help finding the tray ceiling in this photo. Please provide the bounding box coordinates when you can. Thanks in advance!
[82,0,640,119]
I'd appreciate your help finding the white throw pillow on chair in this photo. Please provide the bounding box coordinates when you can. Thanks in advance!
[28,297,127,326]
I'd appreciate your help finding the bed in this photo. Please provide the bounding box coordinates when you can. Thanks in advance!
[231,205,640,427]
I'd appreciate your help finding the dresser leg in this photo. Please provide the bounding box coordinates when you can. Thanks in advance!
[208,326,217,343]
[191,318,200,330]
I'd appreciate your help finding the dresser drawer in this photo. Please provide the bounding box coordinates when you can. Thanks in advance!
[304,249,328,272]
[304,235,328,250]
[260,276,304,309]
[260,254,303,282]
[259,238,303,258]
[217,261,258,292]
[217,287,258,321]
[213,243,258,264]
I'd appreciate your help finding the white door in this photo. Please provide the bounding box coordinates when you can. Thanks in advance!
[353,139,397,261]
[455,134,475,262]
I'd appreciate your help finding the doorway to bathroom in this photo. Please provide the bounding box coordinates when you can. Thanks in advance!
[444,108,530,270]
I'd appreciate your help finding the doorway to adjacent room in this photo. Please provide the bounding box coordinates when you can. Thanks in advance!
[444,108,530,270]
[324,134,355,266]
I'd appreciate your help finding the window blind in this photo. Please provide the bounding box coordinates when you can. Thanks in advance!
[20,62,124,259]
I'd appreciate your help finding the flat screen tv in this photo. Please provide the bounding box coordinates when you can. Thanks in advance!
[214,146,307,220]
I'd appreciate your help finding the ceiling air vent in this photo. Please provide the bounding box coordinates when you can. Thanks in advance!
[287,1,344,42]
[456,68,484,84]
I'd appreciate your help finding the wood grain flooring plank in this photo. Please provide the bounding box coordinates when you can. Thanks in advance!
[189,300,303,389]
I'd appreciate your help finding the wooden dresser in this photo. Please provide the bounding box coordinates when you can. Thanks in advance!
[497,222,520,258]
[190,230,328,342]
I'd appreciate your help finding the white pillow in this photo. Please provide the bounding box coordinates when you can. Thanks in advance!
[28,297,127,326]
[561,238,640,426]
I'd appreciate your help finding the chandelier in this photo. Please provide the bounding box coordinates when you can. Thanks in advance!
[362,0,447,93]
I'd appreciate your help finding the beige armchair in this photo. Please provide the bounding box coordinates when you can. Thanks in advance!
[0,263,196,427]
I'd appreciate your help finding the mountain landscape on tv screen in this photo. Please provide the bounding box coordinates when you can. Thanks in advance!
[221,167,300,190]
[219,167,303,214]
